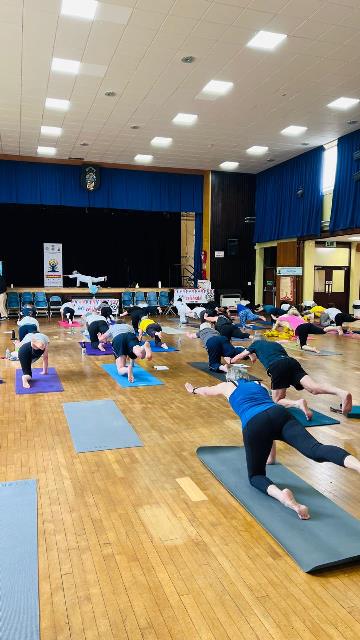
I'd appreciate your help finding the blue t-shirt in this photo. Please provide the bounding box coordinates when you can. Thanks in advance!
[229,380,274,429]
[248,340,288,369]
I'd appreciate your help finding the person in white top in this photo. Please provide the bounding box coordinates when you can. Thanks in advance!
[65,271,107,288]
[17,315,40,341]
[60,301,76,324]
[325,304,342,322]
[17,332,49,388]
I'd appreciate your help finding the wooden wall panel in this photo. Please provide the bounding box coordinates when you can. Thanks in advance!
[210,172,256,299]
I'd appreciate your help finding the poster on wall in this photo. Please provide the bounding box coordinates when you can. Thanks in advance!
[44,243,63,287]
[174,288,214,303]
[279,276,295,302]
[71,298,119,316]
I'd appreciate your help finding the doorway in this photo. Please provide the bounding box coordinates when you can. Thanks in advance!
[314,266,350,309]
[263,246,276,305]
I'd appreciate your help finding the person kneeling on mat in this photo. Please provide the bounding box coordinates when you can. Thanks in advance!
[119,305,162,333]
[17,314,40,341]
[138,316,168,349]
[226,338,352,417]
[17,332,49,389]
[112,329,152,383]
[85,312,109,351]
[204,309,250,340]
[60,301,76,325]
[273,308,336,353]
[97,300,115,323]
[184,377,360,519]
[186,322,246,373]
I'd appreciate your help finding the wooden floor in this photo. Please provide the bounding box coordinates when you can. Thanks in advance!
[1,318,360,640]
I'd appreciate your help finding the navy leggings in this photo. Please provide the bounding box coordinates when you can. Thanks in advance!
[334,313,355,327]
[243,405,348,494]
[19,324,38,342]
[295,323,324,347]
[218,324,250,340]
[62,306,75,321]
[88,320,109,348]
[206,336,244,371]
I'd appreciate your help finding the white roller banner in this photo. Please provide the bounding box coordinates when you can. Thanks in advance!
[43,243,63,287]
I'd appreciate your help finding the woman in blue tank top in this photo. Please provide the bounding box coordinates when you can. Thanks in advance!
[185,378,360,520]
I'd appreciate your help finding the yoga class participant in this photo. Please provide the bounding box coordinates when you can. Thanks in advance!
[184,378,360,519]
[237,304,267,328]
[85,312,109,350]
[66,271,107,288]
[273,310,336,352]
[119,305,161,332]
[204,310,250,340]
[112,329,152,383]
[187,322,246,372]
[97,300,115,323]
[254,304,286,317]
[60,301,76,324]
[17,332,49,389]
[227,339,352,416]
[17,314,40,341]
[138,316,168,349]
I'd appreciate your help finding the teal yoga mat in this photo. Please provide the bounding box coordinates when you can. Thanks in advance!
[197,446,360,572]
[348,406,360,419]
[63,399,143,452]
[101,363,163,388]
[287,407,340,427]
[189,361,262,382]
[0,479,39,638]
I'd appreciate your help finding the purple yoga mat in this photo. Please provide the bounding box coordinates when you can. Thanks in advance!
[80,342,113,356]
[15,367,64,395]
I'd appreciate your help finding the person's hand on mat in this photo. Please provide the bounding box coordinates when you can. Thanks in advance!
[128,373,135,383]
[161,343,168,350]
[98,343,106,352]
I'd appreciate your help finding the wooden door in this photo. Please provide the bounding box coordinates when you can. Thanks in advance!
[314,266,350,309]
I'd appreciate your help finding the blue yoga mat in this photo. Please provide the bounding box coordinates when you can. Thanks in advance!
[287,407,340,427]
[139,340,178,352]
[63,399,143,452]
[101,363,163,388]
[0,479,39,639]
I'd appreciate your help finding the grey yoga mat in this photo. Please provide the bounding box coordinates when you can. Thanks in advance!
[0,479,39,639]
[189,361,262,382]
[63,399,143,452]
[197,446,360,573]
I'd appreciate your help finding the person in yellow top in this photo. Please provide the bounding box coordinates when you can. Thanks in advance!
[307,305,326,319]
[138,317,168,350]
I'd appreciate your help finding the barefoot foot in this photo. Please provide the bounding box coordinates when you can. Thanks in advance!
[340,392,352,415]
[281,488,310,519]
[22,375,31,389]
[298,398,313,421]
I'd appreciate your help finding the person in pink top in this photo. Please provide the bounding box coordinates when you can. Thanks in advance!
[274,308,336,352]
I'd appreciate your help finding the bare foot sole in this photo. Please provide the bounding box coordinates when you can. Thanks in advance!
[340,392,352,415]
[185,382,193,394]
[219,364,228,373]
[281,488,310,519]
[22,376,31,389]
[298,398,313,420]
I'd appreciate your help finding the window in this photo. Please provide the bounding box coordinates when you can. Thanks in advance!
[321,141,338,194]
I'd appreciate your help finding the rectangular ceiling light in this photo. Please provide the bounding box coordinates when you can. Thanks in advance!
[247,30,287,51]
[172,113,198,126]
[246,145,269,155]
[327,97,359,110]
[219,161,239,170]
[281,125,308,136]
[40,126,62,136]
[200,80,233,98]
[151,137,173,147]
[37,146,57,156]
[134,154,153,163]
[52,57,81,74]
[45,98,70,111]
[61,0,98,20]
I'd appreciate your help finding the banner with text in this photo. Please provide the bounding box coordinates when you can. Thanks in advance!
[44,243,63,287]
[71,298,119,316]
[174,288,214,303]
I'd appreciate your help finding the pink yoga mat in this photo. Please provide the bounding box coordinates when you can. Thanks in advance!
[58,320,81,327]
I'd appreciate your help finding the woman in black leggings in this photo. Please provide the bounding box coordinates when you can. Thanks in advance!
[185,377,360,519]
[17,332,49,389]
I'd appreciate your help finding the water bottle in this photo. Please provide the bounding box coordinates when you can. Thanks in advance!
[11,330,15,341]
[81,342,86,355]
[158,281,161,288]
[5,348,11,360]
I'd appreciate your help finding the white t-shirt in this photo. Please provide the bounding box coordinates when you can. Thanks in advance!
[61,302,75,312]
[326,307,341,321]
[20,332,49,346]
[17,317,40,329]
[85,313,107,325]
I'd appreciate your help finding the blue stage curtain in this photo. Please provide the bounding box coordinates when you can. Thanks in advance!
[254,147,323,242]
[330,129,360,232]
[194,212,203,286]
[0,160,203,213]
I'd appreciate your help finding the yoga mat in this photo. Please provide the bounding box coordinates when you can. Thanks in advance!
[139,340,178,352]
[58,320,81,327]
[0,479,39,639]
[246,325,268,330]
[63,399,142,452]
[307,349,343,356]
[348,406,360,419]
[343,333,360,339]
[15,368,63,395]
[287,407,340,427]
[80,341,113,356]
[189,361,262,382]
[197,446,360,573]
[101,363,163,388]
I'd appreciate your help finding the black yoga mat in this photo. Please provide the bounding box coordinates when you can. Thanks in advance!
[189,361,262,382]
[197,446,360,573]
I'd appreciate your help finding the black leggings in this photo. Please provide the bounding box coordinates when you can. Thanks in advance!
[63,307,75,321]
[18,342,42,377]
[100,306,113,319]
[19,324,38,342]
[295,323,324,347]
[334,313,355,327]
[243,405,349,494]
[88,320,109,348]
[218,324,250,340]
[145,323,162,345]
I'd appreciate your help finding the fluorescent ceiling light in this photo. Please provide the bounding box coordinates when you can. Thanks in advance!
[134,154,153,163]
[219,161,239,171]
[247,30,287,51]
[61,0,98,20]
[348,236,360,241]
[37,146,57,156]
[172,112,198,126]
[201,80,233,97]
[327,97,359,110]
[151,137,173,147]
[281,125,308,136]
[45,98,70,111]
[52,57,80,74]
[246,146,269,156]
[40,126,62,136]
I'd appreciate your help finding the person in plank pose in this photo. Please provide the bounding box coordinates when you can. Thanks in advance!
[186,322,246,373]
[138,316,168,349]
[184,377,360,519]
[66,270,107,288]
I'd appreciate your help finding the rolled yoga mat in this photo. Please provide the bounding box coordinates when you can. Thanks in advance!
[101,363,163,388]
[15,367,64,395]
[189,361,262,382]
[287,407,340,427]
[197,446,360,573]
[63,399,143,452]
[0,479,39,639]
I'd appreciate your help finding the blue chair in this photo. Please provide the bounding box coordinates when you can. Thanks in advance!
[34,292,49,317]
[122,291,133,308]
[49,295,62,317]
[134,291,146,305]
[7,291,20,317]
[21,292,33,305]
[146,291,158,306]
[158,291,175,315]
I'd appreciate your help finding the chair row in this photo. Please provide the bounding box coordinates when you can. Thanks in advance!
[122,291,170,307]
[6,292,62,317]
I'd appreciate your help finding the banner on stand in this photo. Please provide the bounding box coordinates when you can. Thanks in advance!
[44,243,63,287]
[174,288,214,303]
[71,298,119,316]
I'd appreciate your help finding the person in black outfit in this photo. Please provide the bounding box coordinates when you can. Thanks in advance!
[87,316,109,350]
[119,305,161,333]
[112,330,152,383]
[0,273,7,320]
[204,309,250,340]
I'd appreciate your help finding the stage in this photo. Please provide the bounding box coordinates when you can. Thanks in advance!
[6,287,171,295]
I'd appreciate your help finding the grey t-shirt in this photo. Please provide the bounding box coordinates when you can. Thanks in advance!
[105,324,135,340]
[196,322,220,347]
[20,332,49,346]
[17,316,40,329]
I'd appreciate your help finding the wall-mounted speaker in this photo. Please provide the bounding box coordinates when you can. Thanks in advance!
[227,238,239,256]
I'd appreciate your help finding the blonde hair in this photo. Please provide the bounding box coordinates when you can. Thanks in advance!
[288,307,300,316]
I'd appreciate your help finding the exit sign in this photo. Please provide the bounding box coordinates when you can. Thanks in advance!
[325,241,336,248]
